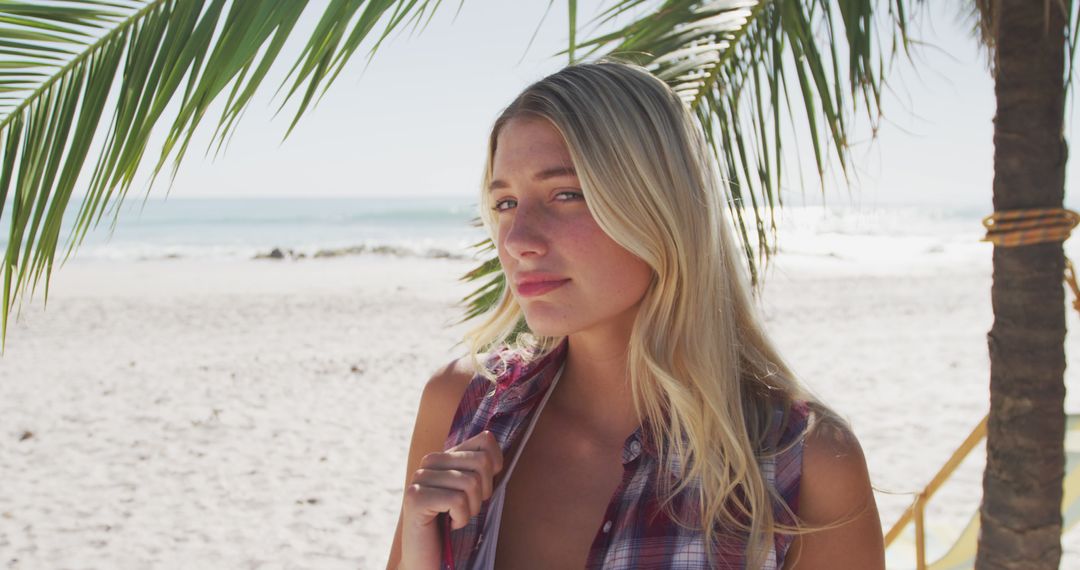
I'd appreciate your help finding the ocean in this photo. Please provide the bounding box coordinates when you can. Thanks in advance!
[2,196,1068,273]
[2,196,488,262]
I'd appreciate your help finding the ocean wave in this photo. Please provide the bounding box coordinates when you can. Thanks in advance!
[251,244,470,261]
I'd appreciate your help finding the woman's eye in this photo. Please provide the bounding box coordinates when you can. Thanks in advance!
[555,190,584,201]
[492,198,516,212]
[492,192,581,212]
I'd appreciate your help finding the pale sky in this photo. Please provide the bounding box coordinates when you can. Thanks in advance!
[122,1,1080,211]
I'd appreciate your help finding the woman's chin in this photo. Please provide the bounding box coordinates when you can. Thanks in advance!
[524,325,568,338]
[521,315,574,338]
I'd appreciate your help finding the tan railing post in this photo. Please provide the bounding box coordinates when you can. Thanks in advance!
[913,492,926,570]
[884,414,991,562]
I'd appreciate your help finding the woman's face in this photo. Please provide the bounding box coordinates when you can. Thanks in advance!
[489,116,653,338]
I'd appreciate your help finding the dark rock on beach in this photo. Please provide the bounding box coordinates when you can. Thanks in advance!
[253,244,468,261]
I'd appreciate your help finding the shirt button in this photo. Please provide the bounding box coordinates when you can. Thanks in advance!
[602,520,612,533]
[630,440,642,454]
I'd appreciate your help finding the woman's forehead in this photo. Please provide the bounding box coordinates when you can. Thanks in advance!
[492,119,573,173]
[496,117,565,150]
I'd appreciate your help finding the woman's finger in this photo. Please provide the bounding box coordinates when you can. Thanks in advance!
[448,430,504,474]
[411,467,484,515]
[418,450,497,499]
[404,483,474,530]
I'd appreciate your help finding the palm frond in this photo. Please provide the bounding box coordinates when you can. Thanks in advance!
[578,0,915,286]
[0,0,450,346]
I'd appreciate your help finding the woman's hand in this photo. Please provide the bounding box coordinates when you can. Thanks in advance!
[397,430,504,569]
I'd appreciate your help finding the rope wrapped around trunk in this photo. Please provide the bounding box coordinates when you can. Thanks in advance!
[981,207,1080,313]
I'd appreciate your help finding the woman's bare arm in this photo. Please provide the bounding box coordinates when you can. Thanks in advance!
[782,419,884,569]
[385,357,477,570]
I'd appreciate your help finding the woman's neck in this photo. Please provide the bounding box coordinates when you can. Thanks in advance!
[551,325,642,445]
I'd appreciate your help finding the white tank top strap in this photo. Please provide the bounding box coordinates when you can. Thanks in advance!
[468,361,566,570]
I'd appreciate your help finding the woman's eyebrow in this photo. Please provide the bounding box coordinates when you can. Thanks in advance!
[488,166,577,191]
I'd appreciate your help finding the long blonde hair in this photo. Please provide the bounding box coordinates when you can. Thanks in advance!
[465,59,839,568]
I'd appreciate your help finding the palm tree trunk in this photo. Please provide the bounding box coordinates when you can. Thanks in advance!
[976,1,1069,568]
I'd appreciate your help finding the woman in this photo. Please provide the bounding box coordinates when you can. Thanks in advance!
[386,60,883,569]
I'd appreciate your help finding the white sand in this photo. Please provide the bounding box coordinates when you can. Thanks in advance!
[1,252,1077,568]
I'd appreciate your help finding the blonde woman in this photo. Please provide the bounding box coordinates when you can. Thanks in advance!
[386,60,883,569]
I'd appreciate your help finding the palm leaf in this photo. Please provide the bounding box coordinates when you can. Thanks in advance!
[0,0,454,347]
[461,0,918,323]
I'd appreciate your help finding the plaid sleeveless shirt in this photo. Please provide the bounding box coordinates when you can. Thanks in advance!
[443,339,810,569]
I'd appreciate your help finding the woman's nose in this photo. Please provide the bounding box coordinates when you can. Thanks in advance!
[502,205,548,259]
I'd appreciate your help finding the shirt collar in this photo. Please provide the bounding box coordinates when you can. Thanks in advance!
[623,422,662,463]
[492,337,570,415]
[492,337,660,463]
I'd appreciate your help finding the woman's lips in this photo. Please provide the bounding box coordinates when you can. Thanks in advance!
[516,279,570,297]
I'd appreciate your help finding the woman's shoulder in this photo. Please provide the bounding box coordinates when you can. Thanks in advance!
[798,410,872,510]
[794,403,867,482]
[425,350,514,448]
[771,400,866,491]
[422,356,481,406]
[785,407,884,568]
[410,358,479,445]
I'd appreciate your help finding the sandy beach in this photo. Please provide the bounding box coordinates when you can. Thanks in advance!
[1,251,1077,568]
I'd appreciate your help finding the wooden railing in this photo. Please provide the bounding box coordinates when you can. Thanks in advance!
[882,414,989,570]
